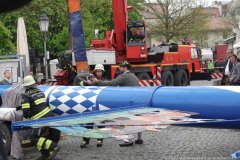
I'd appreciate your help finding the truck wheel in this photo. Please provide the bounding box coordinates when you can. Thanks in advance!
[174,70,189,86]
[162,71,174,86]
[137,73,151,80]
[0,123,11,155]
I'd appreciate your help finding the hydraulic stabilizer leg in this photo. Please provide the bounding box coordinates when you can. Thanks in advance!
[135,132,144,144]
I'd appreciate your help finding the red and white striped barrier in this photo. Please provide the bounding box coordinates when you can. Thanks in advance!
[156,67,161,80]
[139,80,161,86]
[211,73,223,79]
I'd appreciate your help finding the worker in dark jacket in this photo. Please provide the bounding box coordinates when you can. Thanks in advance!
[21,75,61,160]
[92,61,142,147]
[92,61,139,86]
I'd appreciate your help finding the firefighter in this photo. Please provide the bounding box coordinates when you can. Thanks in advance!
[21,75,61,160]
[91,61,142,147]
[80,64,105,148]
[93,64,105,80]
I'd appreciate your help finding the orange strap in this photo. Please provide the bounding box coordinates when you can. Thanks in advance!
[68,0,80,13]
[76,61,89,71]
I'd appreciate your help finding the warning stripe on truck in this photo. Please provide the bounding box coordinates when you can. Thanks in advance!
[139,80,161,86]
[211,73,223,79]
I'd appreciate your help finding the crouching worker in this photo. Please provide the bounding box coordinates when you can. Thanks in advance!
[21,75,61,160]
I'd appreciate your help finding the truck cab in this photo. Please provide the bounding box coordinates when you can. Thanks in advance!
[126,21,148,62]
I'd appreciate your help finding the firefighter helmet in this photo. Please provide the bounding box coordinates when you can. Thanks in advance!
[119,61,131,67]
[94,64,105,72]
[23,75,36,86]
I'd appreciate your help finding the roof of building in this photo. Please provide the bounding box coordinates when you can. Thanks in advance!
[142,3,162,19]
[207,16,233,30]
[203,7,221,17]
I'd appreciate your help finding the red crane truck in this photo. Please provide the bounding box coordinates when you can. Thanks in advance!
[54,0,210,86]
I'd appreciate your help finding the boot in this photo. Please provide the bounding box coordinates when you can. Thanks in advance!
[96,139,103,147]
[80,141,88,148]
[36,154,49,160]
[36,150,49,160]
[119,141,134,147]
[135,139,144,144]
[80,138,90,148]
[48,147,61,160]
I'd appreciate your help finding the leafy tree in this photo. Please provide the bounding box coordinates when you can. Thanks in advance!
[143,0,209,43]
[128,0,145,21]
[0,21,16,55]
[229,5,240,28]
[81,0,144,46]
[0,0,143,58]
[0,0,68,58]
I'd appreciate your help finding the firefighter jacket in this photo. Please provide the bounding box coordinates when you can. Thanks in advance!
[21,88,51,120]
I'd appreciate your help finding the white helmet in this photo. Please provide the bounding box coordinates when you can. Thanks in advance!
[94,64,105,72]
[23,75,36,86]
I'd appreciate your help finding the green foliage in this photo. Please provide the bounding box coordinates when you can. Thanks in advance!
[81,0,113,46]
[0,21,16,55]
[0,0,143,58]
[128,0,144,21]
[0,0,68,58]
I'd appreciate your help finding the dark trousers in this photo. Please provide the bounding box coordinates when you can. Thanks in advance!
[31,127,60,156]
[83,123,103,143]
[221,75,229,85]
[0,132,7,160]
[31,111,60,156]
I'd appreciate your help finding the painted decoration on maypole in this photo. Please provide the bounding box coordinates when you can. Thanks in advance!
[68,0,89,73]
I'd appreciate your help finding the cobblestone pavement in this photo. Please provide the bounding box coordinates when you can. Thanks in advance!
[22,127,240,160]
[15,80,238,160]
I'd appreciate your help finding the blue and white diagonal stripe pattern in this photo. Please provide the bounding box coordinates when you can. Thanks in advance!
[49,86,105,115]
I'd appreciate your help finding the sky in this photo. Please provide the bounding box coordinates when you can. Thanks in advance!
[146,0,232,6]
[204,0,232,6]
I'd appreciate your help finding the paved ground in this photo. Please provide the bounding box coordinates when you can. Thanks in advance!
[21,127,240,160]
[13,80,239,160]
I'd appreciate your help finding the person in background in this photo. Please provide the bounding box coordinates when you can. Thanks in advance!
[229,55,240,85]
[221,49,234,85]
[0,70,12,85]
[207,60,214,72]
[80,64,105,148]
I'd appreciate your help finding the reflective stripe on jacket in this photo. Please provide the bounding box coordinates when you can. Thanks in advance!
[21,88,51,120]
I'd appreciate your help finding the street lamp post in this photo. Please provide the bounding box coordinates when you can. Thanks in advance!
[39,11,49,83]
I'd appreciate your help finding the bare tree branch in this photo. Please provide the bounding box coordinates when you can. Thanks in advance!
[143,0,208,43]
